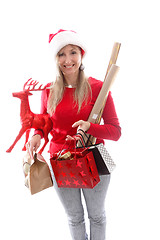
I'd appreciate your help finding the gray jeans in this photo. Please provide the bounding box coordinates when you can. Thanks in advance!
[49,162,111,240]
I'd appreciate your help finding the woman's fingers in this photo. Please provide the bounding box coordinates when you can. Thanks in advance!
[72,120,90,132]
[66,135,80,141]
[26,134,41,159]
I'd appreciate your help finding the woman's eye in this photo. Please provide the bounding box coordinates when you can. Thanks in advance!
[58,53,64,57]
[71,51,76,54]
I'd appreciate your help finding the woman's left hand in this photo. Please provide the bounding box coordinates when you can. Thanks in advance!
[66,120,90,141]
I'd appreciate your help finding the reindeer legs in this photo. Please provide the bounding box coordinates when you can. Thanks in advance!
[38,136,49,154]
[22,129,31,151]
[6,127,27,153]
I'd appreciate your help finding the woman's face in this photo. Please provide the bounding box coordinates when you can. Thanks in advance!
[57,44,82,78]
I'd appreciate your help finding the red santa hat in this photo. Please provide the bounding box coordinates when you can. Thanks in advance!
[49,29,86,58]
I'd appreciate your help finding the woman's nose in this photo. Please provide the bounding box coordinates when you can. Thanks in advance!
[64,55,72,64]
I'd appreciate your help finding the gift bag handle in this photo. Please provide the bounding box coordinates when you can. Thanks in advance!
[56,139,75,159]
[75,132,87,148]
[77,129,93,147]
[56,134,87,162]
[56,135,81,160]
[69,134,86,159]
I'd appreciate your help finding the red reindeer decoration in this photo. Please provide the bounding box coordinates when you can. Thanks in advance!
[6,78,53,154]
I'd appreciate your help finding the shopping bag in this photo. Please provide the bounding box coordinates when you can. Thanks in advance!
[77,130,116,175]
[50,140,100,189]
[23,152,53,195]
[88,143,116,175]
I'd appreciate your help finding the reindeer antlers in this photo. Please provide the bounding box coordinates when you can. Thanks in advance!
[23,78,46,92]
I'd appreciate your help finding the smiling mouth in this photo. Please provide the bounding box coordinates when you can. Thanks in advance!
[64,64,75,69]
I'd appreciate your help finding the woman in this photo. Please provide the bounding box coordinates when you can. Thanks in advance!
[28,29,121,240]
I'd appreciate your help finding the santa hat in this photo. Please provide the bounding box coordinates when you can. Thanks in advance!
[49,29,86,58]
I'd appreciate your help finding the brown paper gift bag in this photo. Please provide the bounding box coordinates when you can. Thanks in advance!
[23,152,53,195]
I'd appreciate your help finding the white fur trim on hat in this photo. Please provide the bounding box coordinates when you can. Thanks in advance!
[49,30,86,58]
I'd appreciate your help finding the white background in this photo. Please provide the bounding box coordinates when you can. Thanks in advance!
[0,0,160,239]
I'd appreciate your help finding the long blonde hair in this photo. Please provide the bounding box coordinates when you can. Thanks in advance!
[47,63,91,115]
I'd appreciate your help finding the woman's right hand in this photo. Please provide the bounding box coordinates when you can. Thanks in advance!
[26,134,41,159]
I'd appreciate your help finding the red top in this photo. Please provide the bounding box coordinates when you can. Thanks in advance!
[35,77,121,154]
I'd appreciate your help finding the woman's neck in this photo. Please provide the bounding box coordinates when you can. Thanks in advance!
[64,71,79,87]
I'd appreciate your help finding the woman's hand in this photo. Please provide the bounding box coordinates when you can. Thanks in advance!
[66,120,90,141]
[26,134,41,159]
[72,120,90,132]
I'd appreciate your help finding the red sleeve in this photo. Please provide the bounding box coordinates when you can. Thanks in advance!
[87,91,121,141]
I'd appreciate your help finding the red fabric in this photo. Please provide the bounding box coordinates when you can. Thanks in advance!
[34,77,121,154]
[49,29,76,43]
[49,29,66,43]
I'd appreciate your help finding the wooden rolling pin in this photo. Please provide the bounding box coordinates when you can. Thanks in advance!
[77,42,121,146]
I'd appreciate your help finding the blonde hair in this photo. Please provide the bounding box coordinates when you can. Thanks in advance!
[47,63,91,115]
